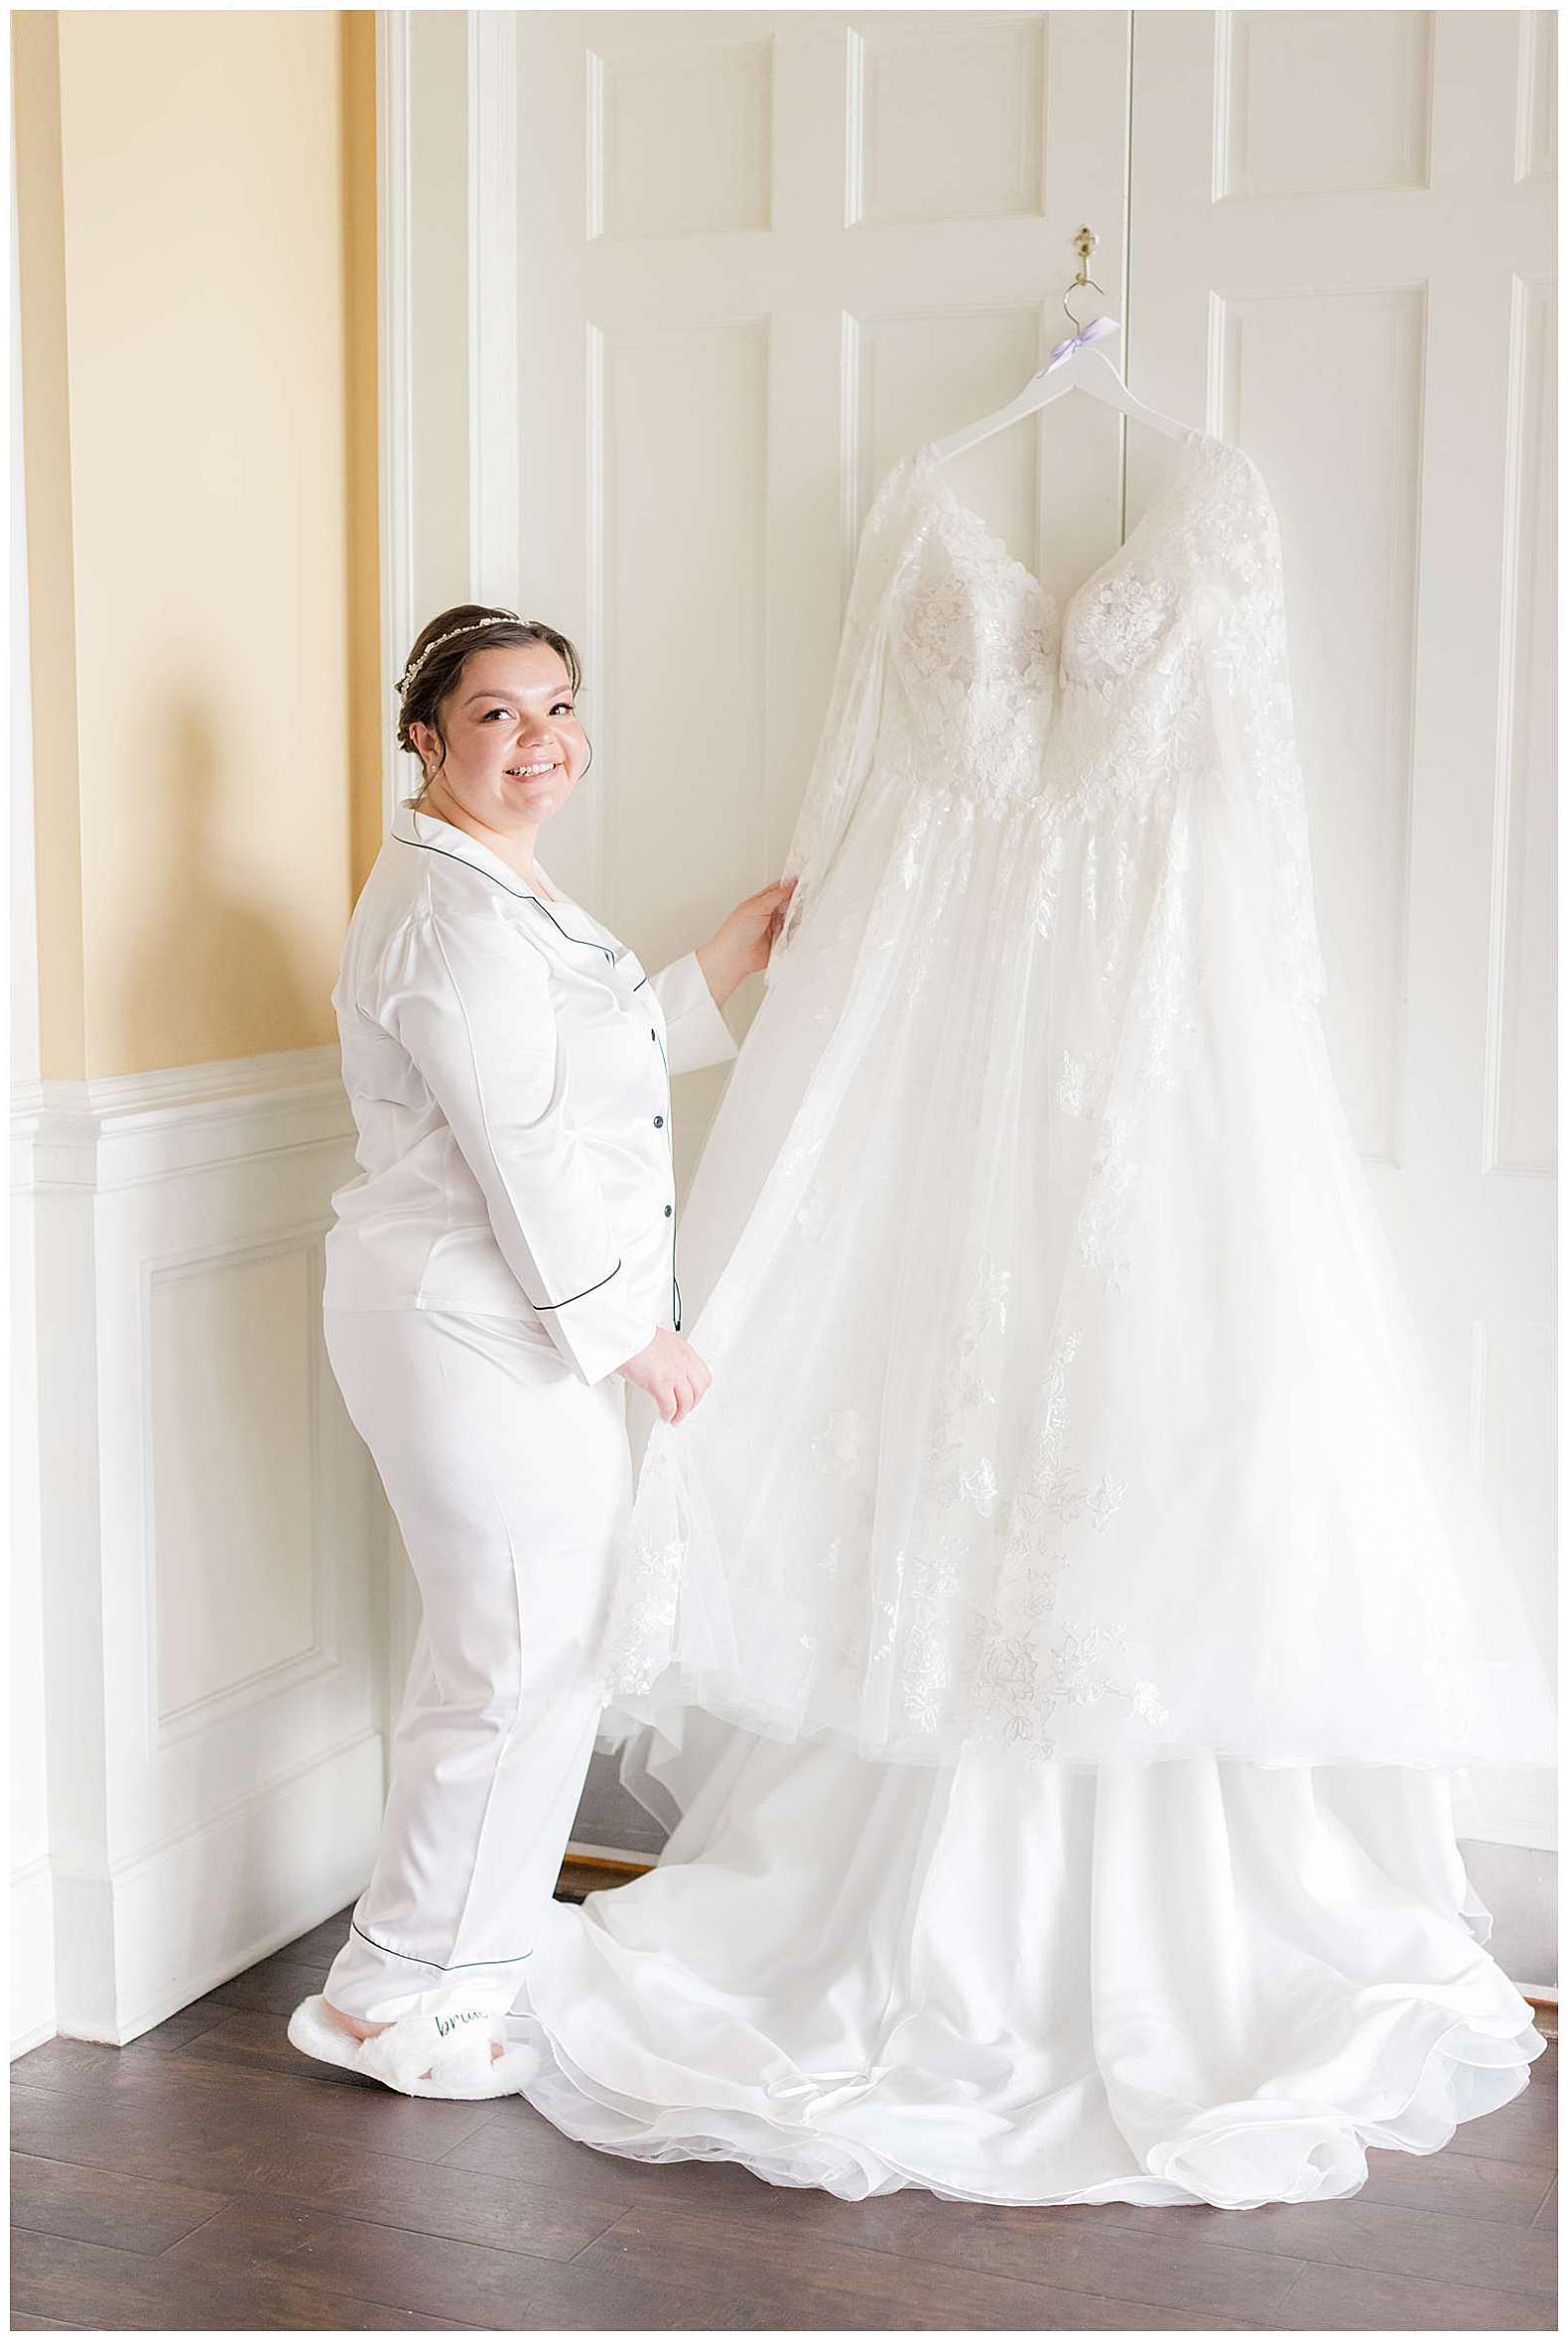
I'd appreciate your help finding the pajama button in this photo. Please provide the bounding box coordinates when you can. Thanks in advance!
[653,1114,664,1127]
[664,1205,673,1217]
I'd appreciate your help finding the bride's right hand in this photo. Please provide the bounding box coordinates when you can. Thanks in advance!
[619,1327,712,1424]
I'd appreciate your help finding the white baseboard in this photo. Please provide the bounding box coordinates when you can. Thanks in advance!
[1454,1765,1557,1853]
[52,1726,384,2044]
[564,1837,654,1869]
[10,1855,58,2057]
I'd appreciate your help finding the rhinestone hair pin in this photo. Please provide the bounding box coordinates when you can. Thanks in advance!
[396,611,522,699]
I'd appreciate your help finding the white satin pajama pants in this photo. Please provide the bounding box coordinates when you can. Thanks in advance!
[320,1306,631,2026]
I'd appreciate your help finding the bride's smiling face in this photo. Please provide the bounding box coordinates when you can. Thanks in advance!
[411,642,588,836]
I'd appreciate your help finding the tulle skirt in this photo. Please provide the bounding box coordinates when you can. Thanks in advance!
[599,750,1556,1774]
[512,1724,1546,2209]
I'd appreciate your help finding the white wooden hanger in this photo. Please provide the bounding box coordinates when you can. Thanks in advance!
[929,227,1200,461]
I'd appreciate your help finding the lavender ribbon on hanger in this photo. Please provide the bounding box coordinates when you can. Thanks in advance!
[1043,315,1121,373]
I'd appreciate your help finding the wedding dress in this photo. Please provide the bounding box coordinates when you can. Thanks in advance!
[507,431,1556,2208]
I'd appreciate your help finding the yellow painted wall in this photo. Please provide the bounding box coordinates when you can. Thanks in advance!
[15,11,380,1080]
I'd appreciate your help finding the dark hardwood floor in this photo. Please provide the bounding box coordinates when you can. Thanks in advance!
[10,1902,1558,2332]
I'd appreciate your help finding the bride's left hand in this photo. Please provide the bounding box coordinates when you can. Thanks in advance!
[695,876,797,1007]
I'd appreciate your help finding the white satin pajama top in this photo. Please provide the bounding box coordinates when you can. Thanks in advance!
[325,798,739,1387]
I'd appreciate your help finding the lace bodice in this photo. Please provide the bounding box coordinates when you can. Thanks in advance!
[777,431,1327,1002]
[888,513,1057,815]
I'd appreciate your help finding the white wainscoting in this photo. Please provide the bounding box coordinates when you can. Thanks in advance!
[12,1086,56,2054]
[13,1050,387,2048]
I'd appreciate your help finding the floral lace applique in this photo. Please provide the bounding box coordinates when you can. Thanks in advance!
[1066,568,1180,695]
[893,1528,983,1735]
[1098,830,1139,989]
[959,1457,999,1518]
[597,1527,684,1701]
[962,1250,1010,1346]
[1043,1624,1169,1725]
[917,1246,1008,1512]
[901,792,977,1001]
[891,512,1057,818]
[968,1292,1165,1752]
[1057,1047,1111,1119]
[896,788,939,891]
[1077,1112,1137,1290]
[815,1408,866,1478]
[1029,826,1069,941]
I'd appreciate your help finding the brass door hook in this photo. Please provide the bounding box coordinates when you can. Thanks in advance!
[1063,225,1107,332]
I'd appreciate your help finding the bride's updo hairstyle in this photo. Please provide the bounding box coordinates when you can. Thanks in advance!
[396,603,585,805]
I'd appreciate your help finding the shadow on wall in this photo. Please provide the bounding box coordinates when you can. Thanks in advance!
[578,1748,671,1860]
[122,694,327,1071]
[1460,1841,1560,1999]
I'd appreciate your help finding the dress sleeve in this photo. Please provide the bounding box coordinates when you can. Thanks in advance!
[647,951,738,1076]
[1196,448,1328,1006]
[768,454,925,978]
[382,898,659,1386]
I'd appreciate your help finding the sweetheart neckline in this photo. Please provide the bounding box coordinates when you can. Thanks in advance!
[910,430,1227,631]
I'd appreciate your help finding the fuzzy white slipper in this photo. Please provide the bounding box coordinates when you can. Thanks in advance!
[287,1993,540,2100]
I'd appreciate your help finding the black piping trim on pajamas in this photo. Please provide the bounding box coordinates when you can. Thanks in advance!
[530,1259,622,1311]
[394,832,616,962]
[351,1919,534,1970]
[399,821,673,1324]
[648,1019,681,1331]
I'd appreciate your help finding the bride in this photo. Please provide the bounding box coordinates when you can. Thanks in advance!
[504,427,1556,2209]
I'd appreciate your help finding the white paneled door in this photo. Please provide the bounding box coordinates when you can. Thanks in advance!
[452,10,1554,1850]
[511,7,1132,1176]
[1129,10,1556,1844]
